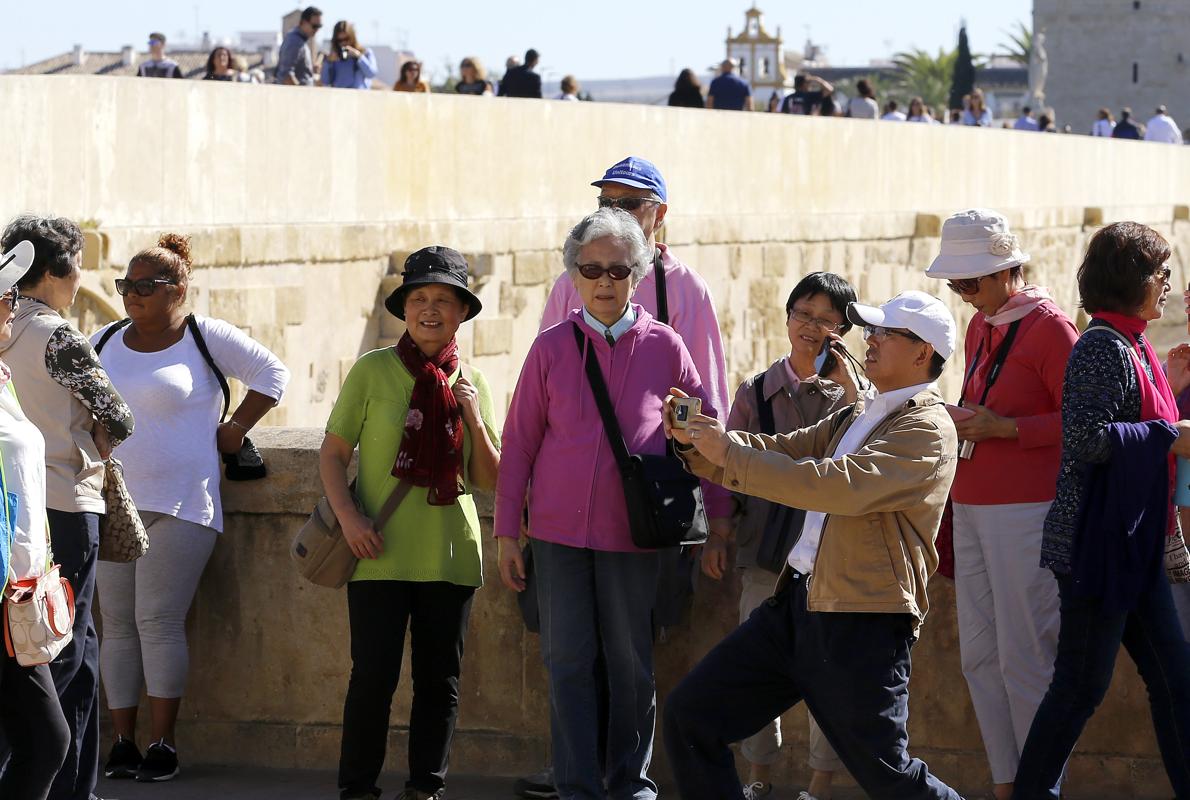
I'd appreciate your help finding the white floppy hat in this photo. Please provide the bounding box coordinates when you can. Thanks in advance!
[846,290,957,360]
[0,241,34,297]
[925,208,1030,281]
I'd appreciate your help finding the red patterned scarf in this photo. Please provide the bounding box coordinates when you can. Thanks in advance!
[391,332,464,505]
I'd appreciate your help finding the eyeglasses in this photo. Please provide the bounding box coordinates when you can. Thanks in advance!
[787,309,843,333]
[597,196,661,212]
[1154,266,1173,285]
[461,61,474,69]
[863,325,923,342]
[1,291,18,311]
[946,276,986,295]
[310,22,323,30]
[576,264,634,281]
[115,278,177,297]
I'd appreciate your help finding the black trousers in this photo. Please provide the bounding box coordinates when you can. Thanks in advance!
[663,573,960,800]
[46,510,101,800]
[338,579,475,798]
[0,623,70,800]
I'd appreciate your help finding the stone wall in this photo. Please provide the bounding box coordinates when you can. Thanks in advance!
[6,76,1190,428]
[181,430,1172,797]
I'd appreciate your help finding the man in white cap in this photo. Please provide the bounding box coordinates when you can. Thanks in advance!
[662,291,963,800]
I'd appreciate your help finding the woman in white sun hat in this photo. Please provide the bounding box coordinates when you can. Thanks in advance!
[924,209,1078,800]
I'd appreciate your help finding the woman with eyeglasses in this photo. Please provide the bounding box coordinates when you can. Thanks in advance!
[708,271,860,800]
[455,57,493,95]
[320,21,377,90]
[0,216,134,800]
[922,210,1076,800]
[393,59,430,93]
[495,208,722,800]
[90,234,289,783]
[1013,222,1190,798]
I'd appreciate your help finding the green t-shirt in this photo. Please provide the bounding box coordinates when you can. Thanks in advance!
[325,347,499,587]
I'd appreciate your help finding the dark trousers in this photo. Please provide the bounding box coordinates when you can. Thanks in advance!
[1014,574,1190,798]
[338,579,475,799]
[532,539,660,800]
[0,628,70,800]
[46,510,100,800]
[663,573,960,800]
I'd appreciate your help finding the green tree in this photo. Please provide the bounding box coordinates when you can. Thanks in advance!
[1000,20,1032,67]
[891,48,956,113]
[948,25,976,110]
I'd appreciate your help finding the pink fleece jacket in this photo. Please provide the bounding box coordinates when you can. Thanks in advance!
[496,306,731,551]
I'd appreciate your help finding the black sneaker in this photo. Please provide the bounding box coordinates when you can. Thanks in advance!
[513,766,558,799]
[135,739,180,782]
[103,736,142,779]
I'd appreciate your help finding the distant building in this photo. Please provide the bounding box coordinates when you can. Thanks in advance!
[10,44,275,80]
[725,6,788,96]
[1034,0,1190,129]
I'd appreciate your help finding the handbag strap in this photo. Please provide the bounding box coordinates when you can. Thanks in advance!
[185,315,232,422]
[572,322,634,471]
[373,480,412,530]
[653,249,669,326]
[753,371,775,435]
[960,319,1022,407]
[93,318,133,355]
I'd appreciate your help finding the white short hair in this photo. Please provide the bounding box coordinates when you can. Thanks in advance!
[562,208,651,284]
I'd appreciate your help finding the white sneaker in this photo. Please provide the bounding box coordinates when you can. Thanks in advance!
[796,792,821,800]
[743,782,773,799]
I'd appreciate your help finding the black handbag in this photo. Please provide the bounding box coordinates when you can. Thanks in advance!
[572,323,708,549]
[95,316,267,481]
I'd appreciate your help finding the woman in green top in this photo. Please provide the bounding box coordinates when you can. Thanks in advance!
[320,247,500,800]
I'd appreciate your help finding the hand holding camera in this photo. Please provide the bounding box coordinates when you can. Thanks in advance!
[664,388,729,468]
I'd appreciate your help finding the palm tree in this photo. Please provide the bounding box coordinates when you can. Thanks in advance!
[891,48,956,113]
[1000,20,1032,67]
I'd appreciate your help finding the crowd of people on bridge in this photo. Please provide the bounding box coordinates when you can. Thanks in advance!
[4,151,1190,800]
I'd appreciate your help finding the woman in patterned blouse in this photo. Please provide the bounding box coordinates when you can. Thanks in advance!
[0,214,134,800]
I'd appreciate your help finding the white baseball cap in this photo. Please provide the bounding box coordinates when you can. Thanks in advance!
[0,241,34,297]
[924,208,1030,281]
[846,290,957,360]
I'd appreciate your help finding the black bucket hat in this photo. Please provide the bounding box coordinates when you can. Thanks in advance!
[384,246,482,321]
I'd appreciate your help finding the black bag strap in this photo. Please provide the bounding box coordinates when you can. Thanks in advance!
[572,323,634,471]
[93,318,133,355]
[653,249,668,326]
[959,319,1022,407]
[184,314,232,422]
[830,404,855,438]
[753,371,775,435]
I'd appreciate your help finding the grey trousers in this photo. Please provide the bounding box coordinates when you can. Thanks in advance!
[96,511,218,708]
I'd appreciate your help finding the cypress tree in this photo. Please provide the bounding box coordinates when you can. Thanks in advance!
[949,25,976,110]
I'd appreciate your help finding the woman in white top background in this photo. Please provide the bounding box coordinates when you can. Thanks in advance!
[1091,107,1116,137]
[91,234,289,784]
[0,243,71,800]
[962,89,994,127]
[846,78,879,119]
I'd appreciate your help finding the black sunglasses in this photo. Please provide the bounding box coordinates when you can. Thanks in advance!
[597,196,660,212]
[115,278,177,297]
[576,264,634,281]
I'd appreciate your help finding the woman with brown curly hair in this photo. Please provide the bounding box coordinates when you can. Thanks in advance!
[92,234,289,783]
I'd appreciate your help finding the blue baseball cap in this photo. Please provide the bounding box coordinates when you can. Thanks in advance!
[591,157,667,202]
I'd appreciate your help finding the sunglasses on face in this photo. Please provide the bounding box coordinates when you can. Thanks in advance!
[863,325,922,342]
[1,291,18,311]
[576,264,634,281]
[787,309,843,333]
[115,278,177,297]
[597,196,660,212]
[946,276,985,295]
[1154,266,1173,285]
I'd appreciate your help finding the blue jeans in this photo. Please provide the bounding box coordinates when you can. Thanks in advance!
[664,573,960,800]
[1014,574,1190,798]
[532,539,659,800]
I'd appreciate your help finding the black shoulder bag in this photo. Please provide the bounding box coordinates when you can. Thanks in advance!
[95,317,267,481]
[653,250,669,325]
[572,323,708,548]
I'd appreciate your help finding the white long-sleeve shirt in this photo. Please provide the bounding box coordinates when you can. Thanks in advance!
[1145,114,1183,144]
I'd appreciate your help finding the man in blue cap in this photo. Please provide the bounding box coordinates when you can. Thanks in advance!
[516,156,733,800]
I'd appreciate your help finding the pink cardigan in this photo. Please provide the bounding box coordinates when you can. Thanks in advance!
[496,306,731,551]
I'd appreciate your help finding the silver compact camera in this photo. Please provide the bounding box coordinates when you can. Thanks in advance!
[958,440,976,460]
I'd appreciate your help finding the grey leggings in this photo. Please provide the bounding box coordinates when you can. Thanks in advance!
[96,511,217,708]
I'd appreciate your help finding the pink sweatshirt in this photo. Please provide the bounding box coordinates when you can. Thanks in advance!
[539,243,731,447]
[496,306,731,551]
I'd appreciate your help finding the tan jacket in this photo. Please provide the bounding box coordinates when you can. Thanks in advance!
[682,385,956,632]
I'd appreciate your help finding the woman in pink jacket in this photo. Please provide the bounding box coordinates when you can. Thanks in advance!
[495,208,723,800]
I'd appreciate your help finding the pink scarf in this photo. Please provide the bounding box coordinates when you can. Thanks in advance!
[1094,312,1179,536]
[983,285,1052,327]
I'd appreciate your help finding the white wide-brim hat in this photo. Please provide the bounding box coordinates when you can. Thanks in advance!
[925,208,1030,281]
[846,290,957,360]
[0,241,34,297]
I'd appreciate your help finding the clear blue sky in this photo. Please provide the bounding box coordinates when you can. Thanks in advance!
[9,1,1033,81]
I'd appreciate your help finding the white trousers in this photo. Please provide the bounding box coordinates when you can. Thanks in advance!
[737,567,841,772]
[953,501,1059,785]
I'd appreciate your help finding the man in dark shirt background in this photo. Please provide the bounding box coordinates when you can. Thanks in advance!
[707,59,752,111]
[781,72,835,115]
[1112,107,1142,140]
[274,6,322,86]
[136,32,184,79]
[499,49,543,98]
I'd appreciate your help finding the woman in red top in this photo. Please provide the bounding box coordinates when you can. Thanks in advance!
[925,209,1078,800]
